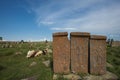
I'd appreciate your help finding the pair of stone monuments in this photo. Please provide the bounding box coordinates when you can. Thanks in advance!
[53,32,106,75]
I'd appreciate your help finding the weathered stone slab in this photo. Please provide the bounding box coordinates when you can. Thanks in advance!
[70,32,90,73]
[53,32,70,74]
[90,35,107,75]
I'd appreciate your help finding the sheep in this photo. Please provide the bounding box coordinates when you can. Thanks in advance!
[26,48,51,58]
[42,49,47,55]
[26,50,36,58]
[34,50,43,57]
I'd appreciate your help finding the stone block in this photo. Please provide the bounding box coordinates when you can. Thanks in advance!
[53,32,70,74]
[90,35,107,74]
[70,32,90,73]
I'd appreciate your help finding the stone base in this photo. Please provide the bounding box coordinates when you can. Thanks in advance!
[53,71,118,80]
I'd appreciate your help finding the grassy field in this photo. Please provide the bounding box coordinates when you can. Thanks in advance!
[0,42,120,80]
[0,42,54,80]
[107,46,120,79]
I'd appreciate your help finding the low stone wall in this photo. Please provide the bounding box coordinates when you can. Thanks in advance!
[112,41,120,47]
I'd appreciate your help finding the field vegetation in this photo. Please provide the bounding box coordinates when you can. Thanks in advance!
[0,42,120,80]
[0,42,54,80]
[107,46,120,78]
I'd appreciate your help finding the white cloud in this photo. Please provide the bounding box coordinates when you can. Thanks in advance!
[48,1,120,35]
[64,3,120,34]
[40,21,55,25]
[28,0,106,25]
[51,27,77,31]
[27,0,120,39]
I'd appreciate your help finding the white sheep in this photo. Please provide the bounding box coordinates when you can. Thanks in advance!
[26,50,35,58]
[34,50,43,57]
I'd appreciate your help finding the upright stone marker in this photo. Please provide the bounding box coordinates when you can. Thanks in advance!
[53,32,70,74]
[90,35,107,74]
[70,32,90,73]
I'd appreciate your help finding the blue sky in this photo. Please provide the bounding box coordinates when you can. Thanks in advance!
[0,0,120,41]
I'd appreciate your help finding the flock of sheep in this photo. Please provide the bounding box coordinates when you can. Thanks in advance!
[0,41,53,58]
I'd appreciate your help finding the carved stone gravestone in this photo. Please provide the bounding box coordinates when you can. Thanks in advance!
[90,35,107,74]
[70,32,90,73]
[53,32,70,74]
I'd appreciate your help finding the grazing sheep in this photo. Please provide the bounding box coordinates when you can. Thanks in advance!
[34,50,43,57]
[26,50,36,58]
[42,50,47,55]
[26,48,50,58]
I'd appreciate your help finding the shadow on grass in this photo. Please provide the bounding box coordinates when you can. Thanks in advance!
[0,65,6,71]
[50,60,53,71]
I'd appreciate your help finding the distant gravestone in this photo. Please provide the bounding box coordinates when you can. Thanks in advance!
[0,37,2,41]
[20,40,24,44]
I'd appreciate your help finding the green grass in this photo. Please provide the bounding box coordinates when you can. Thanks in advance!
[0,42,120,80]
[107,46,120,79]
[0,42,53,80]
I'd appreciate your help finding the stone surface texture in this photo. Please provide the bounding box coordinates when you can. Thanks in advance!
[53,32,70,74]
[70,32,90,73]
[90,35,107,74]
